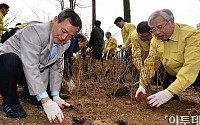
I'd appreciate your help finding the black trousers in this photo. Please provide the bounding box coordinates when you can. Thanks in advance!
[0,53,26,106]
[91,46,103,61]
[163,71,200,90]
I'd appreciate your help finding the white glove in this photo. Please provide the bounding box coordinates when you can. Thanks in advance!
[146,89,173,108]
[86,47,90,52]
[121,44,126,50]
[106,48,110,51]
[67,79,75,92]
[42,99,64,123]
[135,85,146,102]
[6,28,10,32]
[53,95,72,109]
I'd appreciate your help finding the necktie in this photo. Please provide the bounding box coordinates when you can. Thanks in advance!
[49,43,58,60]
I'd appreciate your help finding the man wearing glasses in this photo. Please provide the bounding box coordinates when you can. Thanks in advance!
[135,9,200,107]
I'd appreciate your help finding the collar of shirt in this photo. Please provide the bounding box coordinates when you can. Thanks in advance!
[162,23,181,42]
[53,42,64,47]
[161,35,173,42]
[170,23,181,42]
[108,37,112,41]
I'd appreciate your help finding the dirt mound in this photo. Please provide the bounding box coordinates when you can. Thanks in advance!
[0,82,199,125]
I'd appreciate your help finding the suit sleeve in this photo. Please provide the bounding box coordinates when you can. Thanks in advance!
[20,26,46,95]
[0,24,6,31]
[168,32,200,94]
[109,39,117,51]
[124,25,136,49]
[89,29,95,48]
[102,41,107,54]
[0,16,6,31]
[139,38,157,87]
[132,39,142,71]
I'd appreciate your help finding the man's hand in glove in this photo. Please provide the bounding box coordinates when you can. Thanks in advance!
[135,85,146,102]
[86,47,90,52]
[146,89,174,107]
[53,95,72,109]
[67,79,75,92]
[6,28,10,32]
[42,99,64,123]
[106,48,110,51]
[121,44,126,50]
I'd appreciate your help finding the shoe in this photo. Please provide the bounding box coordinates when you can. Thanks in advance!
[60,93,71,99]
[20,87,41,106]
[1,103,26,118]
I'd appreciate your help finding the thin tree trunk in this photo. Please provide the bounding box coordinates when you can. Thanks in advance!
[60,0,64,10]
[123,0,131,23]
[69,0,75,10]
[92,0,96,28]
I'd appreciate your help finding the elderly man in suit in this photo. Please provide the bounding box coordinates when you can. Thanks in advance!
[0,9,82,123]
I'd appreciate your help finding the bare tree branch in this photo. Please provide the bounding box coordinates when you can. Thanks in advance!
[29,8,41,21]
[50,0,90,10]
[48,0,62,8]
[4,11,21,27]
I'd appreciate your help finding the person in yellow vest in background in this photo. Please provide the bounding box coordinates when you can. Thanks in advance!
[102,32,117,59]
[114,17,136,84]
[114,22,152,97]
[131,21,152,72]
[135,9,200,108]
[114,17,136,52]
[0,3,9,42]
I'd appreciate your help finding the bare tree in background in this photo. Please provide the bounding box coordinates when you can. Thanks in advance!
[69,0,76,10]
[22,4,51,22]
[49,0,91,35]
[60,0,65,10]
[92,0,96,27]
[49,0,90,10]
[123,0,131,23]
[48,0,65,10]
[69,0,90,10]
[4,11,21,27]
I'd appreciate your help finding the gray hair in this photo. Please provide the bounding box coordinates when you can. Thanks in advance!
[148,9,174,27]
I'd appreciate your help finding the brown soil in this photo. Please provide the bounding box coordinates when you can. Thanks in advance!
[0,82,199,125]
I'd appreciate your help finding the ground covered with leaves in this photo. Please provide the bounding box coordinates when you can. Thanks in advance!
[0,81,199,125]
[1,57,200,124]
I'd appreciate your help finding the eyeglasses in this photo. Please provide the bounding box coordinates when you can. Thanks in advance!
[150,22,169,33]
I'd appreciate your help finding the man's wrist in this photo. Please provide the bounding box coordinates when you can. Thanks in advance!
[6,28,10,32]
[51,91,59,97]
[166,89,175,96]
[36,91,48,101]
[41,97,50,104]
